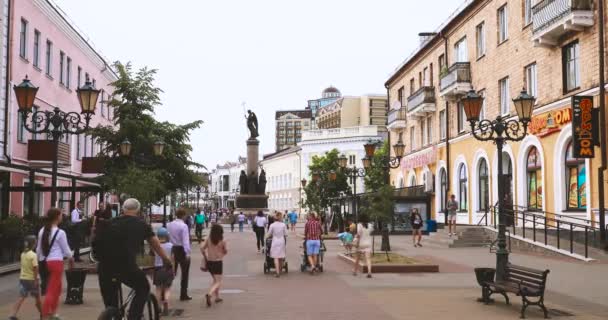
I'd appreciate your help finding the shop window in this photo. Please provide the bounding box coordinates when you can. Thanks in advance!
[478,159,489,212]
[565,141,586,210]
[526,147,543,210]
[458,164,467,211]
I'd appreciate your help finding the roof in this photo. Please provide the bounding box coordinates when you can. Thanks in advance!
[261,146,301,161]
[275,109,312,120]
[323,86,341,94]
[384,0,477,87]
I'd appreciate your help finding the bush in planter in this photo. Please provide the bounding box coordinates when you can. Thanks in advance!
[0,215,26,263]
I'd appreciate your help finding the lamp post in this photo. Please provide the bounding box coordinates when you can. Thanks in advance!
[195,185,203,210]
[13,76,100,207]
[461,89,535,281]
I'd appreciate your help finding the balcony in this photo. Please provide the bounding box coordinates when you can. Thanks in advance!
[532,0,594,47]
[81,157,105,174]
[301,125,379,141]
[387,107,407,130]
[407,86,436,118]
[27,140,70,168]
[439,62,472,100]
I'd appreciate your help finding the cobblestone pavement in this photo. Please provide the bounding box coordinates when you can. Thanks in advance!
[0,225,606,319]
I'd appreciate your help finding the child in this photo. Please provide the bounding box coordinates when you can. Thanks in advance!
[337,231,354,256]
[9,235,42,320]
[153,228,174,316]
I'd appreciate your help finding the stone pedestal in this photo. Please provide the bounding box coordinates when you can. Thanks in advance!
[246,139,259,177]
[237,137,268,212]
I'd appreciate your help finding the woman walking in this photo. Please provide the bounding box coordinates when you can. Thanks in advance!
[201,224,228,307]
[253,211,267,253]
[37,208,74,320]
[266,212,288,278]
[352,214,373,278]
[410,209,424,247]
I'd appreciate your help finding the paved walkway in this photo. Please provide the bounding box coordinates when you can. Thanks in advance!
[0,225,606,319]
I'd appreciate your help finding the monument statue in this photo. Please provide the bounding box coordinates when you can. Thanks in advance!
[245,110,259,139]
[258,169,267,194]
[239,170,248,194]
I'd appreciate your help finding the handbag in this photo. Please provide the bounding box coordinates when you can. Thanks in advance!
[39,229,59,294]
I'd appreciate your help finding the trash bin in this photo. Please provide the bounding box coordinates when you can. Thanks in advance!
[474,267,496,303]
[65,269,87,305]
[426,219,437,232]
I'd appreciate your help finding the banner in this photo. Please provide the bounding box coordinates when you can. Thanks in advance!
[571,96,599,158]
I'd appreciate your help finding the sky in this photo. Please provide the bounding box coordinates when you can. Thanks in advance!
[54,0,463,170]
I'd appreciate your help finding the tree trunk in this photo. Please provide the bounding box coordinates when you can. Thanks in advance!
[380,226,391,252]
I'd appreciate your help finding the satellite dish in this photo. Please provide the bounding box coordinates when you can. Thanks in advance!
[391,101,401,110]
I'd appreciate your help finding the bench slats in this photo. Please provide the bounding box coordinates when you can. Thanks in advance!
[507,267,547,280]
[507,264,549,276]
[505,273,544,287]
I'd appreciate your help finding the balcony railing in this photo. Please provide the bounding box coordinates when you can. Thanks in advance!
[532,0,594,46]
[407,87,436,113]
[301,125,379,141]
[388,108,407,124]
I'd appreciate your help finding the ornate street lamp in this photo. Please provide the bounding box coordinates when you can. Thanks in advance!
[153,140,165,156]
[13,76,99,206]
[338,154,348,169]
[120,139,132,156]
[301,178,307,188]
[462,89,535,281]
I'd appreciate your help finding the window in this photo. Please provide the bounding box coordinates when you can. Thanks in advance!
[476,22,486,58]
[83,134,88,157]
[458,164,468,211]
[419,72,423,88]
[427,116,433,144]
[525,63,537,98]
[454,37,468,62]
[409,175,417,187]
[92,79,96,87]
[423,67,430,86]
[77,66,82,87]
[76,134,82,160]
[349,155,355,165]
[429,63,434,86]
[33,30,40,67]
[85,72,89,83]
[409,78,415,95]
[439,54,445,72]
[563,41,580,92]
[17,111,25,143]
[59,51,65,84]
[524,0,532,26]
[526,147,542,210]
[20,19,28,59]
[31,106,39,141]
[498,5,508,43]
[398,86,405,107]
[421,118,426,146]
[500,77,510,115]
[66,57,72,89]
[410,126,415,150]
[478,159,489,211]
[439,110,446,140]
[479,90,486,121]
[23,182,42,217]
[45,40,52,76]
[100,90,105,118]
[565,141,586,210]
[457,102,465,133]
[440,168,447,211]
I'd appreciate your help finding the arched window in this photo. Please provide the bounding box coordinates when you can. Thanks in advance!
[565,141,586,210]
[398,177,404,188]
[526,147,542,210]
[440,168,447,211]
[478,159,489,211]
[410,175,417,187]
[458,164,467,211]
[422,172,428,188]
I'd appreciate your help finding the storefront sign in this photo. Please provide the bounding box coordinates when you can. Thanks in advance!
[572,96,599,158]
[528,108,571,137]
[402,147,437,171]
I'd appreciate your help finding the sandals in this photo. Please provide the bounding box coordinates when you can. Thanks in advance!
[205,294,212,307]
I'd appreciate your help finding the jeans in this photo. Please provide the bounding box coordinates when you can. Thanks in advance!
[254,226,265,251]
[172,246,190,298]
[239,221,244,232]
[98,262,150,320]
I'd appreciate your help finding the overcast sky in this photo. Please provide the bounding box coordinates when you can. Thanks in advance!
[55,0,462,170]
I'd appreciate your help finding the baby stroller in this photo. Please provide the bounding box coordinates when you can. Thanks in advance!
[300,240,325,272]
[263,238,288,274]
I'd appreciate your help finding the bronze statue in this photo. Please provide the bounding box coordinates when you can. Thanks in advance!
[245,110,259,139]
[248,171,258,195]
[239,170,248,194]
[258,169,267,194]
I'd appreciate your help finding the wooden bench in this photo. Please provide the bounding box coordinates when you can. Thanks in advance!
[483,264,550,319]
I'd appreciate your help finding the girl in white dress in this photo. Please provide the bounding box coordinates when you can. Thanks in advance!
[353,214,373,278]
[266,212,288,278]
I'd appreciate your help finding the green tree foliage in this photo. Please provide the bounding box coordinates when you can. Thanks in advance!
[90,62,204,205]
[303,149,351,214]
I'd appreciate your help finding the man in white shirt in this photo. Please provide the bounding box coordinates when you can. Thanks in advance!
[167,208,192,301]
[70,201,84,261]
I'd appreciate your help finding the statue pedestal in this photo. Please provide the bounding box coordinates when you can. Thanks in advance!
[246,138,259,177]
[236,137,268,212]
[235,194,268,210]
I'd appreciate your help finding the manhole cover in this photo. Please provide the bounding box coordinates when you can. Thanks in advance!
[549,309,575,317]
[220,289,245,294]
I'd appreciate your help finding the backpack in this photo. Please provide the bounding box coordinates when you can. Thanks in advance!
[92,218,128,263]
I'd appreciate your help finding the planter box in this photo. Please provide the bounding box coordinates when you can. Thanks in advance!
[338,253,439,273]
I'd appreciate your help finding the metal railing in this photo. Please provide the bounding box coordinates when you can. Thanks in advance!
[532,0,594,34]
[439,62,471,92]
[387,108,407,124]
[480,205,601,258]
[407,86,436,112]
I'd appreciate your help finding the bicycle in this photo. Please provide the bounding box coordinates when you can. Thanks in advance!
[97,276,159,320]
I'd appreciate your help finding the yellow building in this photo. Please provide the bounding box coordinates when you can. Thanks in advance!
[316,95,388,134]
[386,0,606,226]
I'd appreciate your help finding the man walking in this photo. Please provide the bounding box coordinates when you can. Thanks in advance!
[210,211,218,225]
[238,212,245,232]
[304,213,323,274]
[70,201,84,262]
[447,194,458,237]
[194,209,205,243]
[229,210,236,232]
[167,209,192,301]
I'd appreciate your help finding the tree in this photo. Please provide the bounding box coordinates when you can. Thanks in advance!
[90,62,204,206]
[303,149,351,232]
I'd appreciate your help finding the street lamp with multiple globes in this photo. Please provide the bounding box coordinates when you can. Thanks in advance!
[13,76,100,206]
[359,134,406,171]
[461,89,535,281]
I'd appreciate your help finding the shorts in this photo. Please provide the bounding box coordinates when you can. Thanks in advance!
[412,224,423,230]
[448,213,457,222]
[206,260,223,275]
[306,240,321,255]
[153,267,174,288]
[19,279,38,297]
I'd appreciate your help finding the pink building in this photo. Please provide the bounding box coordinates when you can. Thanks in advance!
[1,0,118,218]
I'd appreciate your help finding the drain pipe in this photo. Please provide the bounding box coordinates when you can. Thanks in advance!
[3,0,13,162]
[597,0,606,249]
[441,31,451,227]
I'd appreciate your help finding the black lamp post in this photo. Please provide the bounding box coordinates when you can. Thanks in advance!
[461,89,535,281]
[359,134,406,171]
[13,76,100,207]
[195,185,203,210]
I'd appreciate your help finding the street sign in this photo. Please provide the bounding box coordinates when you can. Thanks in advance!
[572,96,600,158]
